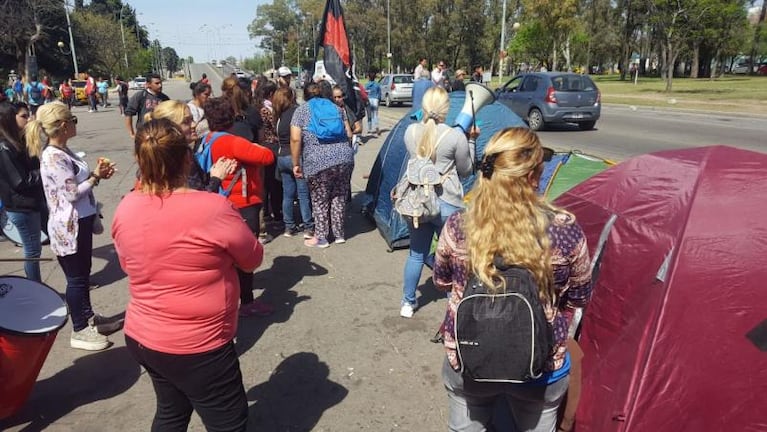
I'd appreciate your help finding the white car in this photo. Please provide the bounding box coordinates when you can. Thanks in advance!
[131,76,146,90]
[732,63,751,74]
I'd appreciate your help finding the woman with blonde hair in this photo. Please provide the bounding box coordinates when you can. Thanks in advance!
[28,102,121,351]
[398,86,478,318]
[144,100,235,192]
[433,127,593,432]
[113,118,262,431]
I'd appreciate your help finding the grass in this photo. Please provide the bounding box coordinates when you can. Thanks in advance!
[593,75,767,115]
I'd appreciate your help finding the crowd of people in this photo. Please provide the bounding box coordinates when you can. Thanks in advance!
[0,63,591,431]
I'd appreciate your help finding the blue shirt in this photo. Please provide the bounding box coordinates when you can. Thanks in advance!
[365,81,382,100]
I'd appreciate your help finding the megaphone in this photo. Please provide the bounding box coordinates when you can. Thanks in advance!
[453,83,497,133]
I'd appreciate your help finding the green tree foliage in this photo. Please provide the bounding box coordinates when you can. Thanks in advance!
[162,47,180,74]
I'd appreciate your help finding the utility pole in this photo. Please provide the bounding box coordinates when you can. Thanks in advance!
[63,2,79,77]
[119,5,129,69]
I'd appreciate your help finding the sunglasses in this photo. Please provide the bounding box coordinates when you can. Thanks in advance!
[69,116,78,125]
[542,147,554,162]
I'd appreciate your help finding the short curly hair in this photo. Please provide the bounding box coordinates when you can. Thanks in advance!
[203,97,234,132]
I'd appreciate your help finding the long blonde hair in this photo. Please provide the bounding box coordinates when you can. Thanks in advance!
[416,86,450,158]
[465,127,570,303]
[24,102,72,158]
[144,99,187,125]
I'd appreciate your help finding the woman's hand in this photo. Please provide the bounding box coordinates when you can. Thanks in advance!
[468,126,481,140]
[96,157,116,180]
[210,157,237,179]
[293,165,303,179]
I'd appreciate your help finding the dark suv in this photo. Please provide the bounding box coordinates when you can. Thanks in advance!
[496,72,601,131]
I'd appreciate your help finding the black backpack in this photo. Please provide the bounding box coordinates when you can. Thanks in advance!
[455,264,554,383]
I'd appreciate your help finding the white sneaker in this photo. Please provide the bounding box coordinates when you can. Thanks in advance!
[334,238,346,244]
[400,303,414,318]
[71,324,110,351]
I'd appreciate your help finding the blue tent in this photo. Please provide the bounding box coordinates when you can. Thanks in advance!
[363,91,526,250]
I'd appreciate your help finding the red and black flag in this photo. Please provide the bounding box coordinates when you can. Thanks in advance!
[315,0,363,119]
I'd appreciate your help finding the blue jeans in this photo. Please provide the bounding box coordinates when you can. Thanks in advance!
[366,99,379,132]
[57,215,95,332]
[5,210,42,282]
[277,155,313,230]
[402,199,462,306]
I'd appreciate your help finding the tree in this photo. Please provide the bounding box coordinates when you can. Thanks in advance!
[71,10,126,77]
[162,46,179,74]
[0,0,69,78]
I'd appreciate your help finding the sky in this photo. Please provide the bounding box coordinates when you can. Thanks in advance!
[126,0,267,63]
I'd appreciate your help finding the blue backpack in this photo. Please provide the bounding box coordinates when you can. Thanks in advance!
[306,98,348,144]
[28,82,43,102]
[194,132,244,197]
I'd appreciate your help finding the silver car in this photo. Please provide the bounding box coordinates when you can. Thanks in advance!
[380,74,414,107]
[496,72,601,131]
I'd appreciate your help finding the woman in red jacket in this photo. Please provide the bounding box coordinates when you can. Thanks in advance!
[202,96,275,317]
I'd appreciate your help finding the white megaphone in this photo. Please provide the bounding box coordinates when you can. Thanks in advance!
[453,83,497,133]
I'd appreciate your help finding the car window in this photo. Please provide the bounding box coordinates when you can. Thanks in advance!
[520,76,539,92]
[393,76,413,84]
[551,75,596,92]
[503,76,524,92]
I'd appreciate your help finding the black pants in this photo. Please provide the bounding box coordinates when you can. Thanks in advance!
[125,336,248,432]
[237,204,261,304]
[262,161,283,220]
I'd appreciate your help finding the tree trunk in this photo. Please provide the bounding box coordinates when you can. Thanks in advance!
[564,36,572,72]
[665,42,678,93]
[690,41,699,79]
[551,40,557,71]
[750,1,767,75]
[710,49,720,80]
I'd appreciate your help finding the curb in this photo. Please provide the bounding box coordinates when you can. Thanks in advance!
[603,102,767,120]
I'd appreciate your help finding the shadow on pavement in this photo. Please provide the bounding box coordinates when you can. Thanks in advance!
[245,352,347,431]
[90,243,126,288]
[344,193,377,241]
[0,346,141,431]
[235,255,326,356]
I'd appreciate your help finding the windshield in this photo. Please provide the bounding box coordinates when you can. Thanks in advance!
[550,75,596,92]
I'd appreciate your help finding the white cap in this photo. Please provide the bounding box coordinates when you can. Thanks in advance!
[278,66,292,77]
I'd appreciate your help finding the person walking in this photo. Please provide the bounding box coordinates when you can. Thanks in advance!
[115,76,129,116]
[290,82,354,248]
[27,102,122,350]
[433,127,593,432]
[364,71,381,136]
[59,79,74,110]
[124,73,169,138]
[398,86,478,318]
[113,118,262,432]
[96,77,109,108]
[85,73,98,113]
[414,58,430,80]
[24,75,45,118]
[0,101,45,282]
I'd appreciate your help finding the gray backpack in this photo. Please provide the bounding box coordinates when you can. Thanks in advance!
[392,128,452,228]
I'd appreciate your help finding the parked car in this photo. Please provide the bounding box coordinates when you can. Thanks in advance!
[379,74,414,107]
[130,76,146,90]
[757,63,767,76]
[495,72,601,131]
[732,62,751,74]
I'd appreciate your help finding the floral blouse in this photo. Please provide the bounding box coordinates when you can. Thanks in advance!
[434,210,593,372]
[40,146,97,256]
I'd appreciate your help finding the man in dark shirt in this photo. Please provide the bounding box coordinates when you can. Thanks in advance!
[124,73,169,138]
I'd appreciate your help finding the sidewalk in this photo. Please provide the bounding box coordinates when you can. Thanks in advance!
[0,81,449,431]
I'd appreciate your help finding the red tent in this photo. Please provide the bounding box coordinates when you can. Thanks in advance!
[554,146,767,431]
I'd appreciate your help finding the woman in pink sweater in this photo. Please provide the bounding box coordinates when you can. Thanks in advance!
[112,118,263,431]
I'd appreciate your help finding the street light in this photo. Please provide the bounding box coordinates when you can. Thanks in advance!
[387,0,392,74]
[62,3,79,77]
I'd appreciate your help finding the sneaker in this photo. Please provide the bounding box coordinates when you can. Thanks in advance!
[88,109,93,113]
[400,303,415,318]
[239,299,275,317]
[71,324,110,351]
[91,314,124,335]
[258,232,274,245]
[283,226,300,238]
[334,238,346,244]
[303,229,315,240]
[304,237,330,248]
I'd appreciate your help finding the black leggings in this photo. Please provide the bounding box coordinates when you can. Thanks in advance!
[237,204,261,304]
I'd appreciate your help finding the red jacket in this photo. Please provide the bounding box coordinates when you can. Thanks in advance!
[211,133,274,209]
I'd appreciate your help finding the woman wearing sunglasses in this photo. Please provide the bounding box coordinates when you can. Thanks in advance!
[433,127,592,432]
[27,102,121,351]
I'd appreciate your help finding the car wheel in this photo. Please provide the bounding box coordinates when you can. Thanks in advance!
[527,108,545,131]
[385,94,392,107]
[578,121,596,131]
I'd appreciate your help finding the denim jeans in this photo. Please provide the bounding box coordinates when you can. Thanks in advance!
[366,98,379,132]
[277,155,313,230]
[126,336,248,432]
[5,210,42,282]
[442,358,569,432]
[401,199,462,306]
[88,93,98,111]
[57,215,95,331]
